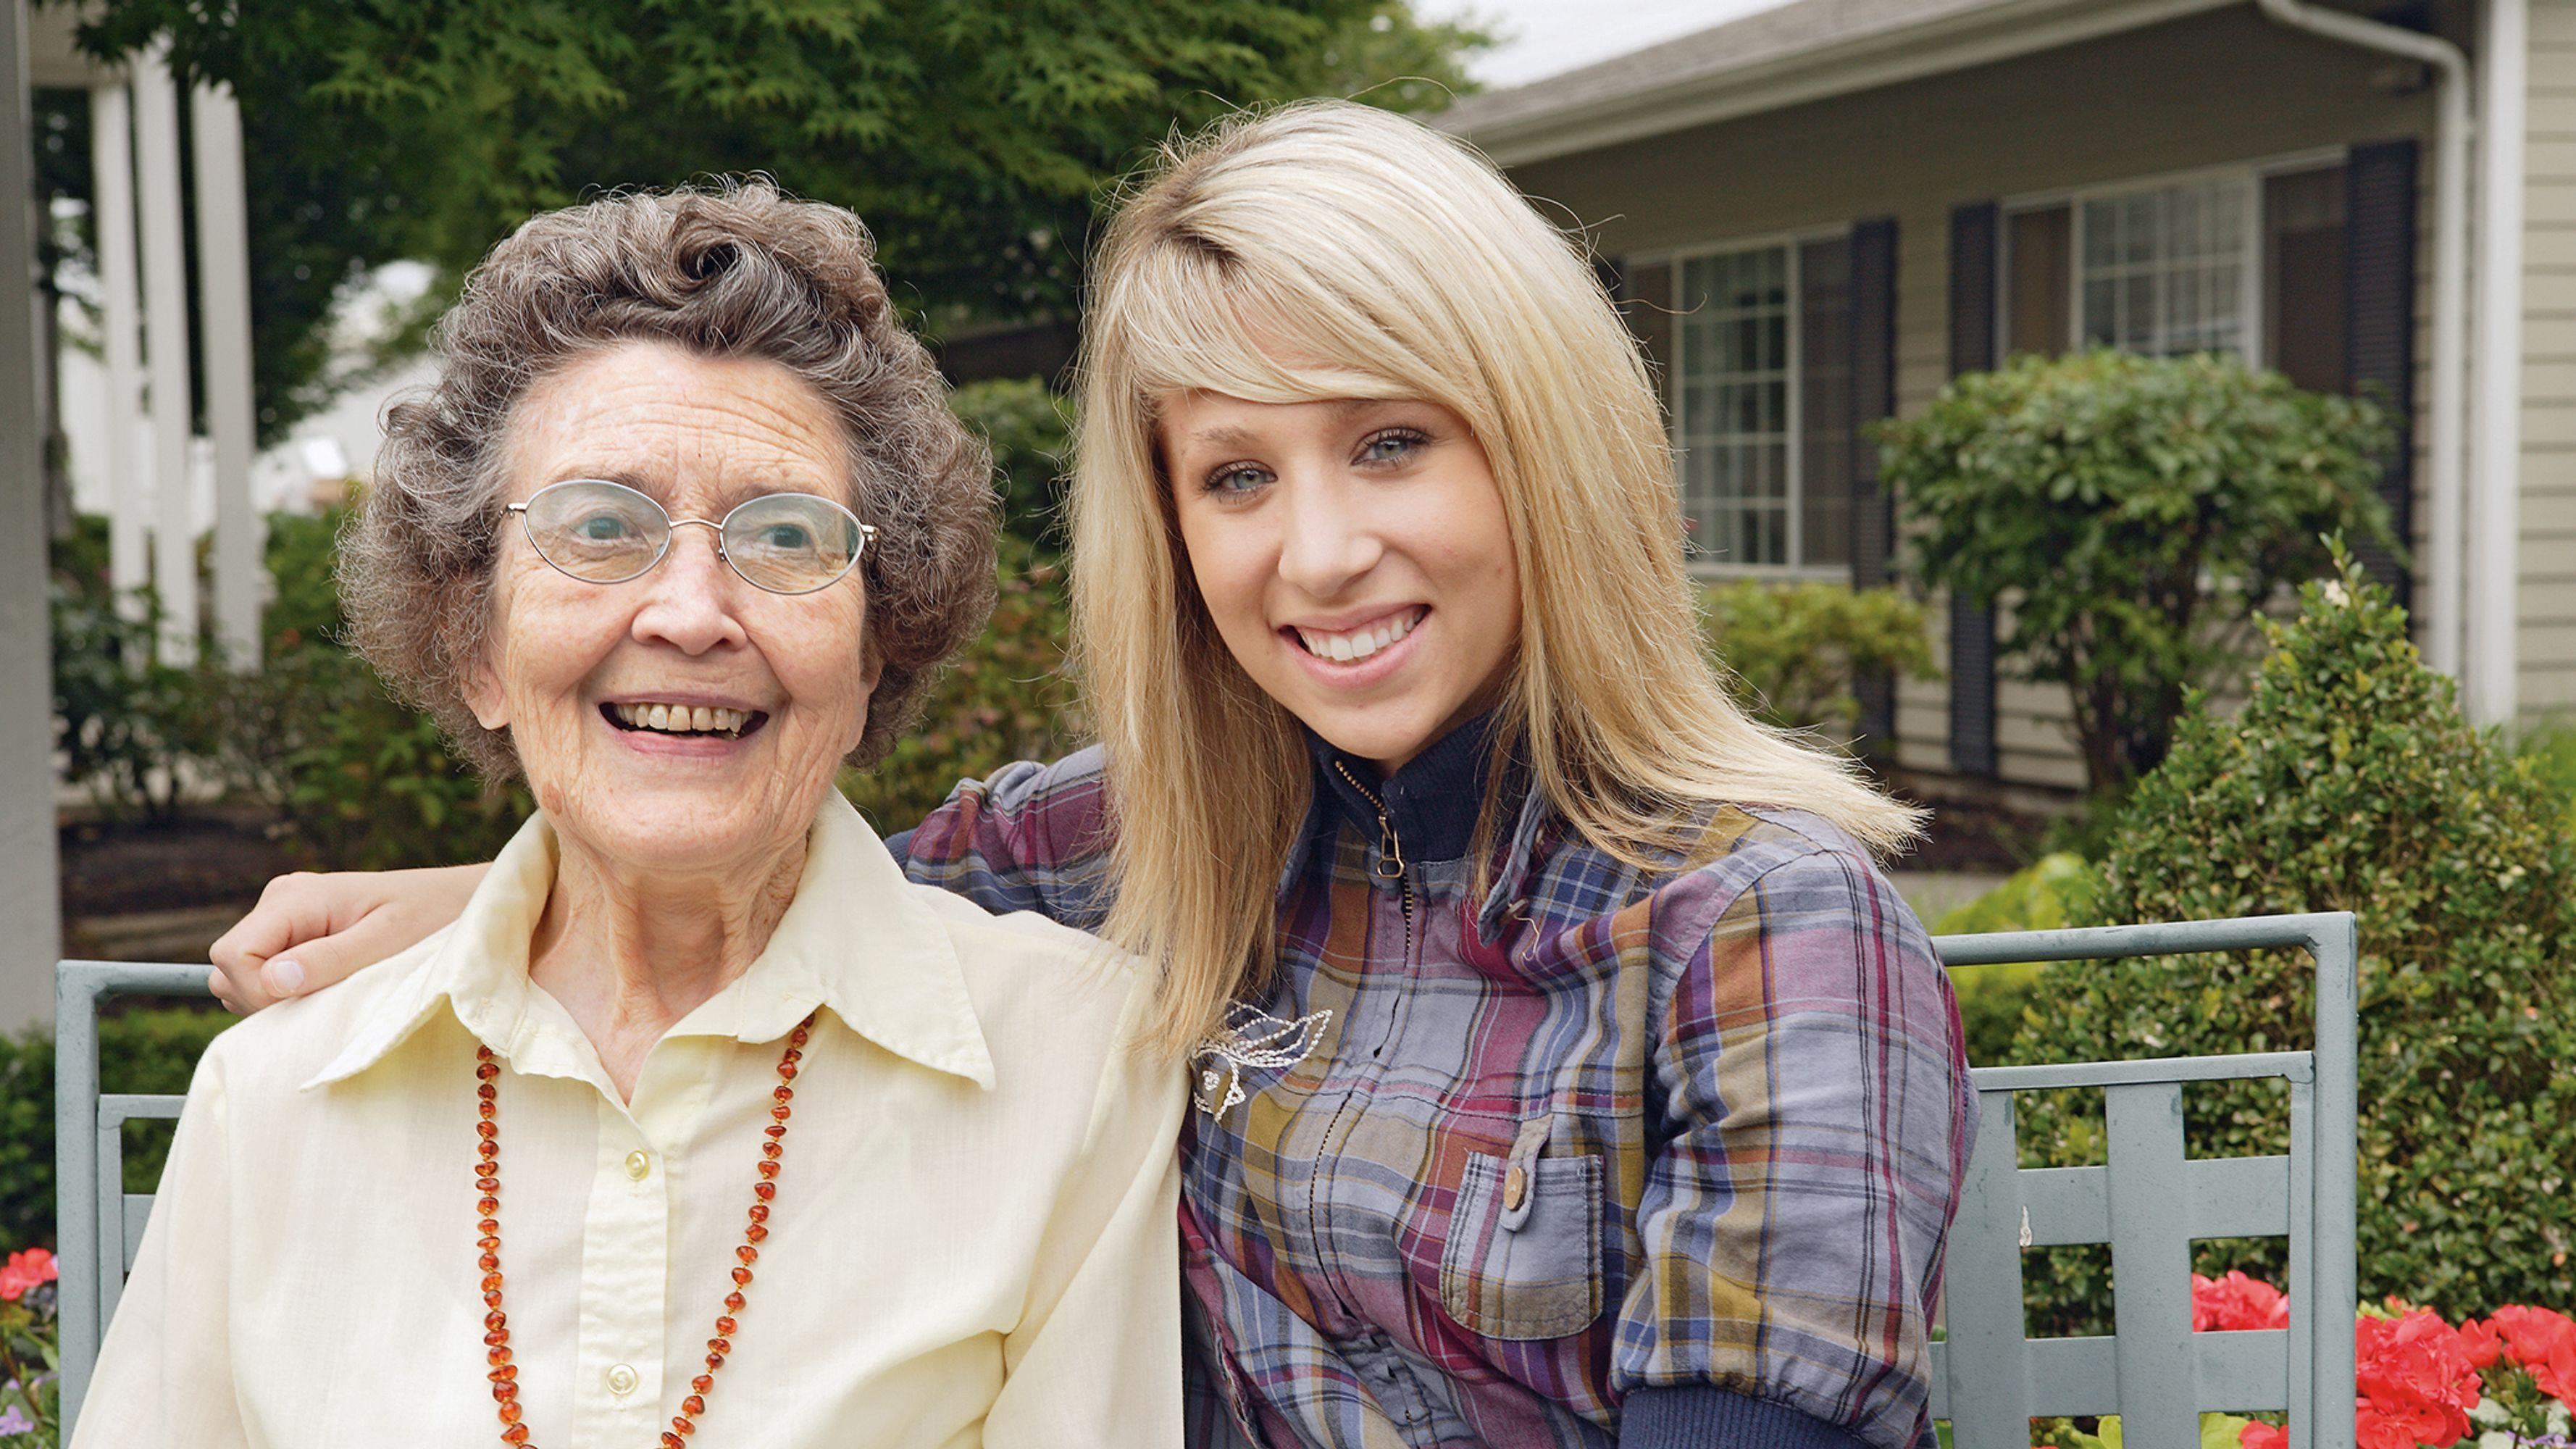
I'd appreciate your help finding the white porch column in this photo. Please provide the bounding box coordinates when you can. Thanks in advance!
[191,78,260,667]
[1,0,65,1025]
[133,42,195,664]
[89,79,148,613]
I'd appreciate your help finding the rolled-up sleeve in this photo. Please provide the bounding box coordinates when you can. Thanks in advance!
[1613,847,1974,1449]
[983,964,1187,1446]
[887,748,1115,932]
[72,1053,248,1449]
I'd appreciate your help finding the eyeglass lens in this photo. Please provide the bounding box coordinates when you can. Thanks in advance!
[518,480,862,595]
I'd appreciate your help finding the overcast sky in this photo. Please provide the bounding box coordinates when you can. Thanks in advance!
[1421,0,1798,88]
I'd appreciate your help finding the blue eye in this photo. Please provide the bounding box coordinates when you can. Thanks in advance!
[1205,464,1270,496]
[1360,430,1425,464]
[761,523,813,550]
[577,513,630,540]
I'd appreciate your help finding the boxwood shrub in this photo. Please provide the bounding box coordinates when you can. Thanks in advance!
[2009,550,2576,1325]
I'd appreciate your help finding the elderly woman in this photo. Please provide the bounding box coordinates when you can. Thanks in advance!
[74,185,1184,1449]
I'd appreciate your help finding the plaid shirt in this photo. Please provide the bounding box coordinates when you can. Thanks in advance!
[893,731,1973,1448]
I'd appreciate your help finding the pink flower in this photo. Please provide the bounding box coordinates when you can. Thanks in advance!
[2239,1421,2289,1449]
[2456,1316,2503,1371]
[2488,1306,2576,1404]
[2354,1307,2483,1449]
[0,1247,56,1304]
[2194,1271,2292,1332]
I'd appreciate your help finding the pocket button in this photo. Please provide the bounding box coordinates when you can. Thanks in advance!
[1502,1163,1528,1212]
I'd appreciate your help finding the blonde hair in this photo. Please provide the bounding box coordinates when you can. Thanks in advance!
[1072,101,1924,1057]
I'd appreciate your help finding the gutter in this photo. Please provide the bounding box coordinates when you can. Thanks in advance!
[2468,0,2525,727]
[2254,0,2470,685]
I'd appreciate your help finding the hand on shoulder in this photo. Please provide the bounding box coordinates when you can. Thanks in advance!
[208,863,488,1014]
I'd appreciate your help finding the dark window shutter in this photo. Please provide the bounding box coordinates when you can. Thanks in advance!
[1946,201,2002,778]
[2345,139,2418,611]
[1952,204,2001,377]
[1847,217,1899,752]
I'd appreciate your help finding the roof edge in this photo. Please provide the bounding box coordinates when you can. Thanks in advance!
[1446,0,2244,167]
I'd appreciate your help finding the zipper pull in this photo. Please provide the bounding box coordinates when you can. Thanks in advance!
[1332,758,1409,882]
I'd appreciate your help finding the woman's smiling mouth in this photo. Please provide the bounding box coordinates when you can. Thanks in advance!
[1288,606,1428,664]
[601,701,769,739]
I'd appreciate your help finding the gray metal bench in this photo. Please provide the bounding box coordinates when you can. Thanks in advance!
[1928,913,2359,1449]
[53,913,2359,1445]
[54,959,213,1440]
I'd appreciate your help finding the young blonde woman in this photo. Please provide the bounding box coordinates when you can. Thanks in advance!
[211,100,1974,1449]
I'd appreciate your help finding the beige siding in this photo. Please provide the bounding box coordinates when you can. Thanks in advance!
[2525,9,2576,719]
[1507,4,2445,788]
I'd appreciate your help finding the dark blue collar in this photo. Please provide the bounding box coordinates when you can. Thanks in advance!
[1303,712,1495,865]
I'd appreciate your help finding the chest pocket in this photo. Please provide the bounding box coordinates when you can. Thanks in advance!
[1437,1115,1605,1341]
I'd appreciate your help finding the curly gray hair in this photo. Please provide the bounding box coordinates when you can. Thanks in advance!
[343,180,998,780]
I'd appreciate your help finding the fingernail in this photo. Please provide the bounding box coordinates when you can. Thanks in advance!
[265,959,306,995]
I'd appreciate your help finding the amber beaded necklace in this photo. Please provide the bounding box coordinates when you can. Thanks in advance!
[474,1012,816,1448]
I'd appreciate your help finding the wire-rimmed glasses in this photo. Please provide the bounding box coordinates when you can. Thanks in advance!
[503,478,875,596]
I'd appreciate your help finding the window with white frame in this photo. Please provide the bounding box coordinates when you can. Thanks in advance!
[2079,178,2249,356]
[1627,235,1852,571]
[2005,159,2349,395]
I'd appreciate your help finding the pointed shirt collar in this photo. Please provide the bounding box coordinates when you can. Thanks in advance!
[301,790,997,1093]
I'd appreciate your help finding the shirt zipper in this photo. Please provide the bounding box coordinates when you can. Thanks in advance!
[1319,761,1425,1379]
[1331,759,1415,959]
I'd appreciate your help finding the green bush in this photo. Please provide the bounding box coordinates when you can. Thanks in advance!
[1932,851,2098,937]
[1946,960,2047,1070]
[0,1007,233,1253]
[227,505,534,870]
[228,643,535,870]
[45,506,523,864]
[1878,350,2396,791]
[259,506,349,649]
[2517,719,2576,840]
[1701,580,1937,739]
[48,517,232,822]
[1934,853,2100,1066]
[2010,548,2576,1324]
[840,541,1087,832]
[951,377,1073,555]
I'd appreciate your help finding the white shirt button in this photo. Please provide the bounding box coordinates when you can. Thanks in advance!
[605,1362,639,1396]
[624,1150,652,1181]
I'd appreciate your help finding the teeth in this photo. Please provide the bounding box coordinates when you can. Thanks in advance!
[1295,608,1423,664]
[612,702,750,736]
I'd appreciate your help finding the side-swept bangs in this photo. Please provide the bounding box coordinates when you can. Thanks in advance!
[1071,101,1922,1058]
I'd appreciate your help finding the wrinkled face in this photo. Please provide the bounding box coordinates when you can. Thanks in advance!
[1161,392,1521,774]
[467,340,877,877]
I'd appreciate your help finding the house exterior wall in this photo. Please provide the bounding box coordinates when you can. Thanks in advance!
[1500,4,2445,788]
[2526,1,2576,722]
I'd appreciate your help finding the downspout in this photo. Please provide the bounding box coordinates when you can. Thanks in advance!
[2255,0,2470,680]
[2469,0,2525,727]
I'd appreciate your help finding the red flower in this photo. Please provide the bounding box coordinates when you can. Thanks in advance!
[2239,1421,2289,1449]
[2456,1316,2503,1371]
[0,1246,57,1303]
[2194,1271,2293,1332]
[2486,1305,2576,1403]
[2354,1307,2483,1449]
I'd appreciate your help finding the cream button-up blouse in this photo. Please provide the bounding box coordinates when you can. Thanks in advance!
[75,791,1185,1448]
